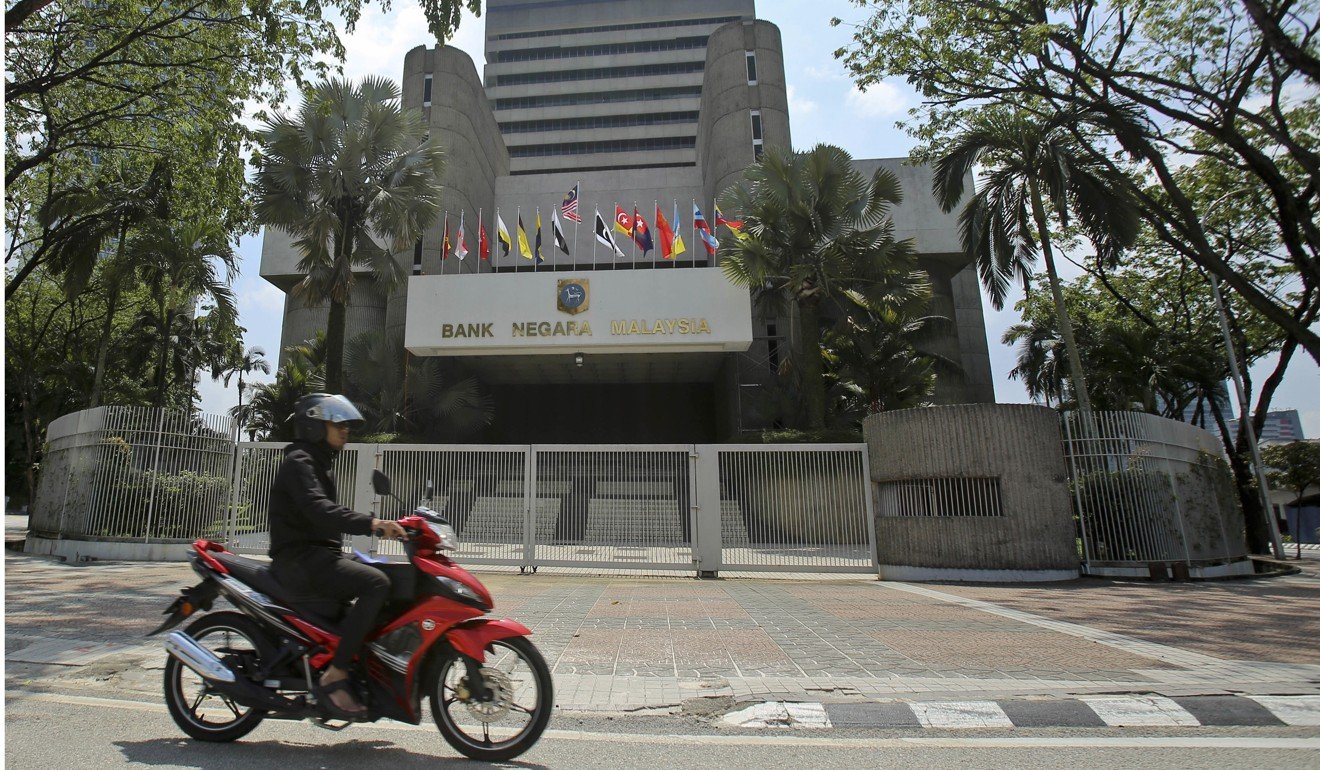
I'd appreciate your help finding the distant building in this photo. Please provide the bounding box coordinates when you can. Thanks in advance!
[259,0,996,442]
[1227,409,1305,444]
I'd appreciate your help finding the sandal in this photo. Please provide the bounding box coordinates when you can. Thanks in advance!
[314,677,368,720]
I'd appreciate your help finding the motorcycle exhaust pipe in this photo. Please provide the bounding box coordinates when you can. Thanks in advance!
[164,631,237,683]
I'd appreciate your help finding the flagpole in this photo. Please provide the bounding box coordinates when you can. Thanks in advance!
[673,200,679,269]
[534,206,539,273]
[691,199,697,271]
[654,198,660,267]
[591,207,598,267]
[631,200,638,269]
[572,180,580,270]
[477,208,482,275]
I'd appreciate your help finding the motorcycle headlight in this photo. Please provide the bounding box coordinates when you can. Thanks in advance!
[427,521,459,551]
[434,574,481,603]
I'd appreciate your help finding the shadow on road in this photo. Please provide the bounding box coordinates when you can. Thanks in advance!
[113,737,549,769]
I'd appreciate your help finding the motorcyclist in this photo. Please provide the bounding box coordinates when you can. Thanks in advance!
[267,393,406,719]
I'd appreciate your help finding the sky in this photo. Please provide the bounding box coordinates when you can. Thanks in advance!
[196,0,1320,436]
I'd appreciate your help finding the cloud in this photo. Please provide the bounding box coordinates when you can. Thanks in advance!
[787,84,817,116]
[844,81,910,118]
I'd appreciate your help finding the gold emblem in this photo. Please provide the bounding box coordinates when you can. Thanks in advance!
[557,278,589,315]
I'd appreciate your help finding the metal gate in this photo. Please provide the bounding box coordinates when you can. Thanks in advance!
[227,442,876,575]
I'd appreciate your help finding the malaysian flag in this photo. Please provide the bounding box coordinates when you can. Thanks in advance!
[561,183,582,223]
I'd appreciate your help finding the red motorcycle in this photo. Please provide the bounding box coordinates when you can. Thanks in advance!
[150,471,552,762]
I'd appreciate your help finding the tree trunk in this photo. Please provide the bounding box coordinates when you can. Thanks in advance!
[1207,396,1273,554]
[87,282,120,408]
[1028,179,1093,414]
[796,297,827,430]
[324,299,347,393]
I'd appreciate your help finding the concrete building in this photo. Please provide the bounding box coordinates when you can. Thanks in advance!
[259,0,995,442]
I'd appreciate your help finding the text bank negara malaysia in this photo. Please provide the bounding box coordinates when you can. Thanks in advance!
[259,0,996,443]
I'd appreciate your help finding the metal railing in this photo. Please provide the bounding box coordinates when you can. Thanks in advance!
[31,407,235,543]
[227,442,875,575]
[1062,410,1245,569]
[30,408,877,574]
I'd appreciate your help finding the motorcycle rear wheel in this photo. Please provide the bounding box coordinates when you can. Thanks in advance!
[430,636,553,761]
[163,611,272,742]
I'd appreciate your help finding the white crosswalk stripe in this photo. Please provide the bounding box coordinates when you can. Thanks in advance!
[1076,696,1200,726]
[910,700,1014,729]
[1247,695,1320,726]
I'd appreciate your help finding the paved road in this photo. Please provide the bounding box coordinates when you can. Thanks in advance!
[7,689,1320,769]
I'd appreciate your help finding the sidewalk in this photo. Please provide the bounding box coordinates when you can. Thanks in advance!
[6,549,1320,716]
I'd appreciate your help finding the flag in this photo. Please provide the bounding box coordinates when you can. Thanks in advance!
[454,211,468,260]
[479,219,490,260]
[693,203,719,256]
[551,208,570,255]
[533,209,544,264]
[654,203,676,259]
[631,206,654,255]
[614,205,633,238]
[441,215,451,259]
[561,184,582,223]
[517,214,532,259]
[672,202,687,256]
[495,212,511,257]
[594,208,625,258]
[714,204,744,231]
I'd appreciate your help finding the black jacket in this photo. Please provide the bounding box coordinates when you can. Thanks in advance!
[267,440,373,559]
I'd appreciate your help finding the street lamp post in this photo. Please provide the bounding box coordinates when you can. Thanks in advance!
[1201,189,1285,559]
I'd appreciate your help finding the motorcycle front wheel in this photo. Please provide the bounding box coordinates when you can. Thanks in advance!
[430,636,553,761]
[163,611,271,742]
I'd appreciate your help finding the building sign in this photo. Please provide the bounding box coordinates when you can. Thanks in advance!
[405,270,753,356]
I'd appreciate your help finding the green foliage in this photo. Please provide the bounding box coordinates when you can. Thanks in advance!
[253,76,446,392]
[1263,442,1320,505]
[720,144,932,429]
[343,328,494,441]
[244,335,327,441]
[833,0,1320,361]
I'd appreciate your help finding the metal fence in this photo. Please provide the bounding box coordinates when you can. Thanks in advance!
[226,442,876,575]
[30,407,235,543]
[1062,410,1246,570]
[30,408,877,574]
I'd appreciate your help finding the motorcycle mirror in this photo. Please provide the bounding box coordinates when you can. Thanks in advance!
[372,470,391,495]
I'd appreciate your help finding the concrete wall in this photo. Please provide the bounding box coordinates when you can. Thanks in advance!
[699,20,791,204]
[277,280,388,368]
[865,404,1080,580]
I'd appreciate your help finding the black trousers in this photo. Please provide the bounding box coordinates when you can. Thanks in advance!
[272,546,389,670]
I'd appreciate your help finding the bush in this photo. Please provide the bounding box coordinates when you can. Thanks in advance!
[736,428,864,444]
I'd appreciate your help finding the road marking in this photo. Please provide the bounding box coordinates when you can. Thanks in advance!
[1080,695,1200,727]
[910,700,1014,729]
[722,702,831,728]
[1247,695,1320,726]
[8,689,1320,750]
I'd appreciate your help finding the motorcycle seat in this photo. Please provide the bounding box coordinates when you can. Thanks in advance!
[210,552,346,634]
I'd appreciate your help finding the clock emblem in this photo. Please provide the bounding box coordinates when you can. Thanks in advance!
[557,278,589,315]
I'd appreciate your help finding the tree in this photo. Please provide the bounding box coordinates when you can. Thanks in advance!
[833,0,1320,363]
[932,107,1142,414]
[1263,441,1320,553]
[720,144,928,429]
[130,221,239,407]
[244,336,327,442]
[253,76,446,393]
[219,347,273,436]
[824,312,958,419]
[343,329,493,441]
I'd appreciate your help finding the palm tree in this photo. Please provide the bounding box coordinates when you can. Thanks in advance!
[933,107,1141,414]
[218,346,272,433]
[253,76,445,392]
[244,335,326,441]
[720,144,926,429]
[343,329,493,439]
[825,313,960,418]
[130,220,238,407]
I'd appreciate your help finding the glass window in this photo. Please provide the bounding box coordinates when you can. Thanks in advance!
[745,51,757,84]
[423,75,432,106]
[750,111,762,140]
